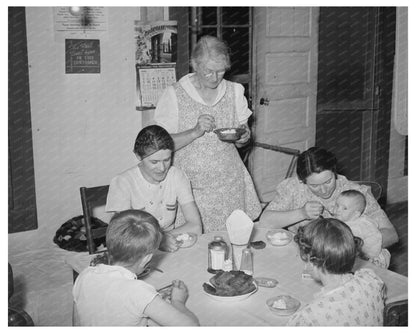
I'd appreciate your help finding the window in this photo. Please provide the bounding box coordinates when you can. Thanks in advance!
[188,7,253,107]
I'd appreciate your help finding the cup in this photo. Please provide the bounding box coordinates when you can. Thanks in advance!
[231,243,247,270]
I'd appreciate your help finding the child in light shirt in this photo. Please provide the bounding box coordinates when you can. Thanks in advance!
[334,190,391,268]
[73,209,199,326]
[288,217,385,326]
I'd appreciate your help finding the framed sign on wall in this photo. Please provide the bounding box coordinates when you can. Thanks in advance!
[65,39,100,74]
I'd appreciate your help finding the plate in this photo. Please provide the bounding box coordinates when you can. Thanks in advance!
[266,229,293,246]
[175,232,197,248]
[203,283,258,302]
[214,127,246,142]
[266,295,301,316]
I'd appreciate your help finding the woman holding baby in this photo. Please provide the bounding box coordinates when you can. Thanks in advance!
[259,146,398,249]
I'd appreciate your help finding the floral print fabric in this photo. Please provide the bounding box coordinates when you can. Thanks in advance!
[172,80,261,233]
[287,269,385,326]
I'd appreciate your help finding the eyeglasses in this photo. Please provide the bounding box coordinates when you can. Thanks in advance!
[201,68,226,79]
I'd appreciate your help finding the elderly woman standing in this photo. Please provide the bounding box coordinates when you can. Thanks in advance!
[154,35,261,233]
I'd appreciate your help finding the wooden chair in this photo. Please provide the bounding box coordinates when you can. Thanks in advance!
[8,263,34,326]
[242,142,301,179]
[384,299,408,326]
[354,180,383,201]
[79,185,110,255]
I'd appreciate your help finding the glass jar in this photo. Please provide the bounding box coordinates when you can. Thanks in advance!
[240,248,253,275]
[208,236,228,273]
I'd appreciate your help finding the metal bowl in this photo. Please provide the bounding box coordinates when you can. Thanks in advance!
[214,127,246,142]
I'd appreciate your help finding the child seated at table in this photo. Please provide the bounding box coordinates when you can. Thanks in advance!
[72,209,199,326]
[334,190,391,268]
[287,217,385,326]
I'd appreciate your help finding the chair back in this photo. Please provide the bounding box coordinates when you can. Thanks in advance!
[354,181,383,201]
[8,263,34,326]
[384,299,408,326]
[80,185,110,254]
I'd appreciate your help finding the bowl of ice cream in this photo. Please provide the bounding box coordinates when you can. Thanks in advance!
[214,127,246,142]
[266,295,301,316]
[266,229,293,246]
[175,232,197,248]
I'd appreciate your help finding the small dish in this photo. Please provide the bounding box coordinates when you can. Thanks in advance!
[266,295,301,316]
[175,232,197,248]
[266,229,293,246]
[214,127,246,142]
[255,277,278,288]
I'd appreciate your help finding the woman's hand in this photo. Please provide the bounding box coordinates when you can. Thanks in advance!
[170,280,189,304]
[159,232,181,252]
[192,114,216,138]
[301,201,324,220]
[235,124,251,146]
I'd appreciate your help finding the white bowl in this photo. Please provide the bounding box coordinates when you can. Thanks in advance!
[266,295,301,316]
[175,232,197,248]
[266,229,293,246]
[203,283,258,302]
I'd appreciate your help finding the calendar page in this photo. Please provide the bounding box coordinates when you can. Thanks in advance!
[134,20,177,110]
[136,66,176,109]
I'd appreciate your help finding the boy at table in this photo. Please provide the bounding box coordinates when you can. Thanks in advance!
[334,190,391,269]
[288,217,385,326]
[73,209,200,326]
[106,125,202,252]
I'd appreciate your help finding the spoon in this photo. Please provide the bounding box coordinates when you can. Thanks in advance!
[323,206,334,216]
[157,283,173,292]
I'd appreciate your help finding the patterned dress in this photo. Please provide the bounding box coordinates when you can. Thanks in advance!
[265,175,394,231]
[287,269,385,326]
[169,79,261,233]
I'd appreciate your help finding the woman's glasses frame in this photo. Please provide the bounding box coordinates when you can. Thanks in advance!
[201,68,226,79]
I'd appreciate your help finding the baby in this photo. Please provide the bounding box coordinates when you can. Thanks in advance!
[334,190,390,268]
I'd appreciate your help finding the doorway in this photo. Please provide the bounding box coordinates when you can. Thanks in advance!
[316,7,396,204]
[8,7,38,233]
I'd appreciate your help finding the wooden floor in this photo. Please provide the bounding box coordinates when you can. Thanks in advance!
[385,201,408,276]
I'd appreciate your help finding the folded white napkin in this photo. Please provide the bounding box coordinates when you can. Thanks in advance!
[226,209,254,245]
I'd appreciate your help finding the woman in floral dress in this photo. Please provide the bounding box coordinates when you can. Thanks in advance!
[154,35,261,233]
[259,146,398,248]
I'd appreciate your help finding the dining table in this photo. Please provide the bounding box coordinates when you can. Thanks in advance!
[65,226,408,326]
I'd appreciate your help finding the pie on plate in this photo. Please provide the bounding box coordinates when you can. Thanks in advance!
[203,270,257,301]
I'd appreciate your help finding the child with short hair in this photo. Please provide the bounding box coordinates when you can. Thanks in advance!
[73,209,199,326]
[335,190,391,268]
[288,218,385,326]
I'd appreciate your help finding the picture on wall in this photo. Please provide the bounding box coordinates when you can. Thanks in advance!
[134,20,177,65]
[134,20,177,110]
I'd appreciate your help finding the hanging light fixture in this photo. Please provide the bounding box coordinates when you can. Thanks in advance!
[69,7,91,27]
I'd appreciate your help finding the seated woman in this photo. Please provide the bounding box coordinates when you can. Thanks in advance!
[106,125,202,252]
[258,146,398,248]
[287,217,385,326]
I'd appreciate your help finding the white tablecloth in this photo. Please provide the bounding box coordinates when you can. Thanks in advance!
[65,227,408,326]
